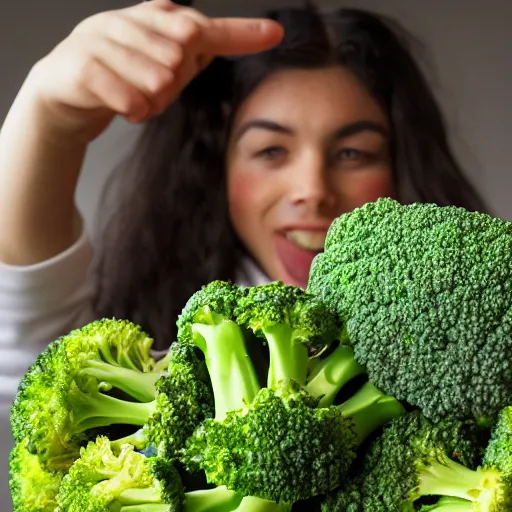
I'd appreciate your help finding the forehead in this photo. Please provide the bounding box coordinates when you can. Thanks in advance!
[232,66,388,132]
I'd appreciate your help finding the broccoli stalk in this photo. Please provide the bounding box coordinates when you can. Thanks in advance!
[192,312,260,421]
[421,497,485,511]
[337,382,406,444]
[410,458,499,509]
[66,380,156,433]
[262,323,309,388]
[64,318,164,403]
[235,281,342,389]
[78,359,160,403]
[306,343,365,408]
[338,410,508,512]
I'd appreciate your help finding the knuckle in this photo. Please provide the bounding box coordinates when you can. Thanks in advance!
[101,13,131,41]
[144,67,174,95]
[71,54,100,89]
[74,11,114,34]
[172,15,202,45]
[160,41,184,68]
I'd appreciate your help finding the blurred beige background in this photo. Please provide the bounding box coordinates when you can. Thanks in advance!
[0,0,510,508]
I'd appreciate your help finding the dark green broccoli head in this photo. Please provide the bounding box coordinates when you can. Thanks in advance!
[56,436,184,512]
[321,477,364,512]
[484,406,512,473]
[182,380,357,505]
[308,197,512,423]
[355,410,489,511]
[482,406,512,508]
[9,438,64,512]
[144,340,214,459]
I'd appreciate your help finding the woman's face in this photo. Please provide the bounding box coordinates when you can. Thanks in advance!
[226,66,394,288]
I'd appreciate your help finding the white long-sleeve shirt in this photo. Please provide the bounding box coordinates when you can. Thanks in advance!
[0,229,269,510]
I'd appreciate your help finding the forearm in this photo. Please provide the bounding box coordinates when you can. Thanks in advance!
[0,81,88,265]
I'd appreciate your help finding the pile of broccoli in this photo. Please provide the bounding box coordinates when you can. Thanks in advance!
[9,197,512,511]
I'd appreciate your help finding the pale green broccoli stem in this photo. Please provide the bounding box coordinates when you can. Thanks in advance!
[237,496,292,512]
[72,390,155,433]
[413,457,501,507]
[337,382,405,444]
[184,486,243,512]
[111,429,149,452]
[422,497,474,511]
[80,361,161,402]
[117,488,166,510]
[305,344,365,407]
[263,324,309,388]
[192,315,260,421]
[154,350,172,372]
[119,506,168,511]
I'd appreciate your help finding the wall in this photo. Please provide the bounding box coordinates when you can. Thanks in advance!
[0,0,510,508]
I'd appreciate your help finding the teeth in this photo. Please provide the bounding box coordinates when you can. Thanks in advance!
[285,230,326,251]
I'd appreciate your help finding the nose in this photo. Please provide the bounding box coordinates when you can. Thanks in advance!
[287,152,337,209]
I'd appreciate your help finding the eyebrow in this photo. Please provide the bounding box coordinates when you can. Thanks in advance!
[234,118,389,142]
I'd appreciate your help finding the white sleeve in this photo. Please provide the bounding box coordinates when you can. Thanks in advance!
[0,228,96,509]
[0,228,96,402]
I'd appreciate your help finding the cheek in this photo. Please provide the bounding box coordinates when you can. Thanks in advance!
[228,173,261,220]
[227,171,279,233]
[340,172,395,206]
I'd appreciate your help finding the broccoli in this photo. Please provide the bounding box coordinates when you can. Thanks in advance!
[179,281,405,505]
[308,197,512,423]
[9,319,184,470]
[58,436,292,512]
[144,340,214,459]
[9,438,64,512]
[327,409,512,511]
[184,380,356,504]
[56,436,184,511]
[177,280,260,421]
[235,281,341,388]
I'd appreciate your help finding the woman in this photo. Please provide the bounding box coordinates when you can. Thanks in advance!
[0,0,485,393]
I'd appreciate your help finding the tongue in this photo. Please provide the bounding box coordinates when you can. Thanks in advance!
[275,235,320,288]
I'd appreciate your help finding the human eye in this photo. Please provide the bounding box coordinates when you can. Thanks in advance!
[336,148,366,161]
[255,146,287,161]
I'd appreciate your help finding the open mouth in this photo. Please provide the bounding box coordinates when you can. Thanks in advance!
[284,230,326,253]
[274,230,327,287]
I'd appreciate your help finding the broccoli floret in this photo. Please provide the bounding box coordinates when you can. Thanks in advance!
[58,437,290,512]
[179,281,404,505]
[235,282,341,388]
[9,438,64,512]
[9,319,178,469]
[308,197,512,423]
[144,340,214,459]
[177,281,260,421]
[342,409,511,511]
[183,380,357,504]
[56,436,184,512]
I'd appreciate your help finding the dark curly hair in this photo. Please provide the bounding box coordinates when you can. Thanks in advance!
[93,4,487,349]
